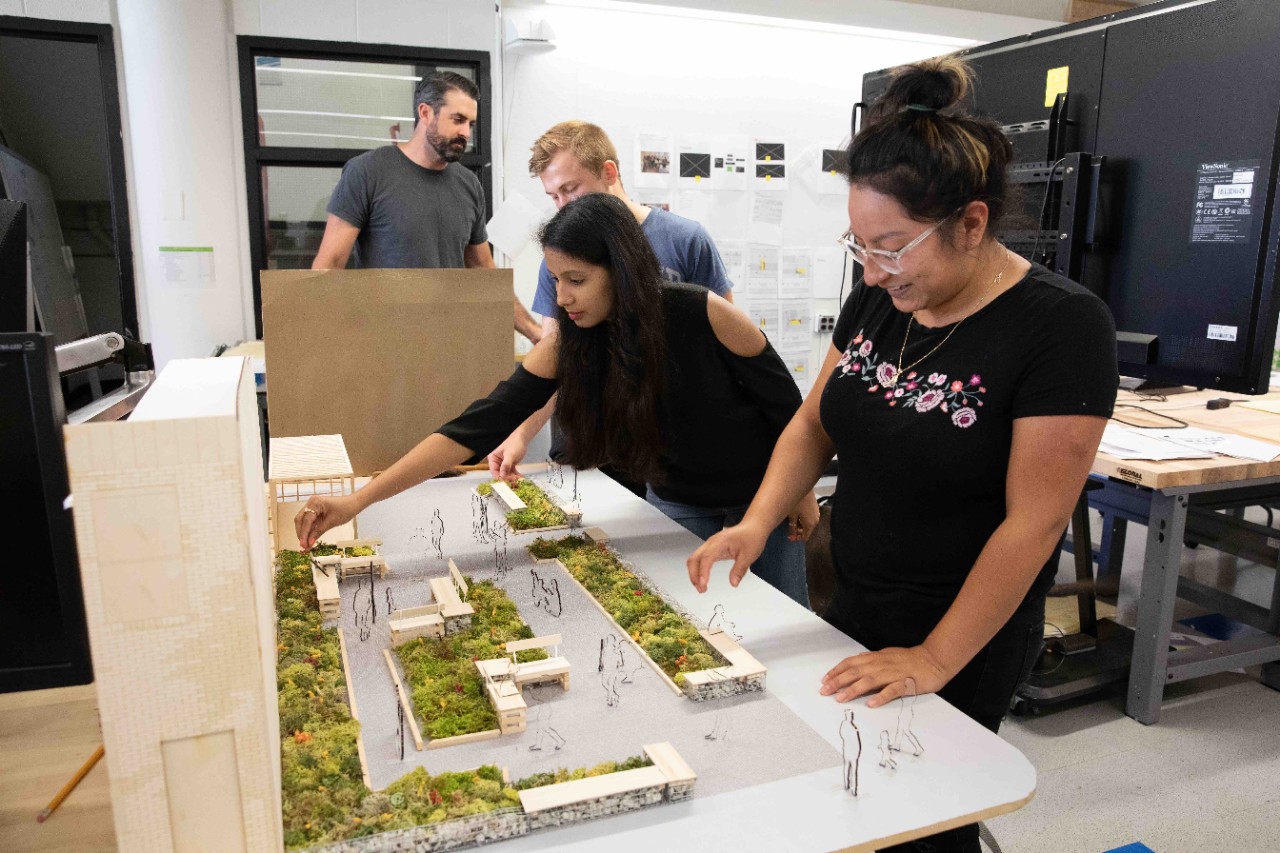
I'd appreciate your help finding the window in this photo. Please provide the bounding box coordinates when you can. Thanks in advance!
[237,37,492,337]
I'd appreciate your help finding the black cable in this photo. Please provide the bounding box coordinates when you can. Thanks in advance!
[1109,404,1189,429]
[1029,157,1067,265]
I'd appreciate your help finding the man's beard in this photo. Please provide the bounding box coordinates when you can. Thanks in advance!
[426,121,467,162]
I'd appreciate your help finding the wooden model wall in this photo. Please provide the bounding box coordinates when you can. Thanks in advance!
[64,357,283,853]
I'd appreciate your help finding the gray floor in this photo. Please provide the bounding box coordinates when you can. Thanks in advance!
[988,507,1280,853]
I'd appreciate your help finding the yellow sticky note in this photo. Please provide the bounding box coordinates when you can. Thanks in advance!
[765,155,772,161]
[694,175,701,183]
[1044,66,1069,108]
[759,259,766,271]
[796,267,806,274]
[829,170,837,176]
[765,174,772,181]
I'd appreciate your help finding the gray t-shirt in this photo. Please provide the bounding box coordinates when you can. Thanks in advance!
[326,145,487,269]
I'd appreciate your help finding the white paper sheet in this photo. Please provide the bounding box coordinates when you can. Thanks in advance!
[753,138,788,192]
[745,244,779,298]
[778,299,811,350]
[780,247,813,299]
[486,192,547,258]
[812,245,848,300]
[748,194,785,246]
[744,299,779,338]
[778,348,812,390]
[718,239,746,287]
[1099,424,1216,461]
[712,136,750,191]
[1143,427,1280,462]
[635,133,673,188]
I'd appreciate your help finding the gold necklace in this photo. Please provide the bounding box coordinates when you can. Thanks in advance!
[890,249,1011,387]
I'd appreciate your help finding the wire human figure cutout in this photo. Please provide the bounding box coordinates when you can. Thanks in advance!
[525,685,566,751]
[890,676,924,758]
[838,708,862,796]
[396,700,406,761]
[352,575,375,641]
[471,492,492,544]
[704,711,730,742]
[492,521,512,580]
[429,509,445,560]
[530,568,563,618]
[877,730,897,771]
[599,634,630,707]
[543,457,564,489]
[707,603,743,641]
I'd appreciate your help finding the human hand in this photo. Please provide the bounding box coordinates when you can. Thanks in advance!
[819,646,949,708]
[295,494,360,552]
[487,435,528,484]
[685,519,771,593]
[788,490,820,542]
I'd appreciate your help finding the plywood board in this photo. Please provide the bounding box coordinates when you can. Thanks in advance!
[261,269,515,476]
[161,730,248,853]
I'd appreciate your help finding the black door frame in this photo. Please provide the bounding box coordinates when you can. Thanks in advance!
[237,35,493,338]
[0,15,140,339]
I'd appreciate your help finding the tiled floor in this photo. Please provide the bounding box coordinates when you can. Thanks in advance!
[988,509,1280,853]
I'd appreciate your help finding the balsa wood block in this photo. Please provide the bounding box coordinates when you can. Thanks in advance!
[583,527,609,544]
[702,630,767,678]
[518,766,669,814]
[490,481,526,511]
[312,565,340,617]
[425,729,502,750]
[382,650,423,751]
[513,656,570,690]
[332,538,381,549]
[448,560,468,599]
[267,434,353,482]
[644,742,697,786]
[429,576,475,619]
[63,357,283,852]
[505,634,563,655]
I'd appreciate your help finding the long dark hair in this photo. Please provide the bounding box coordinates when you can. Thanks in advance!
[540,193,667,483]
[847,56,1018,243]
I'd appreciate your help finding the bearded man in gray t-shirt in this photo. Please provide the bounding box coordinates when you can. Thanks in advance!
[312,71,541,343]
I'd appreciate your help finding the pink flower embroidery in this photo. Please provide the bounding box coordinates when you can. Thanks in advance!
[853,334,864,345]
[950,380,964,392]
[875,362,898,386]
[929,373,947,385]
[868,385,879,393]
[951,407,978,428]
[884,391,894,400]
[907,371,918,379]
[859,341,874,357]
[915,389,944,412]
[893,388,904,398]
[906,382,918,390]
[970,374,982,386]
[851,363,862,373]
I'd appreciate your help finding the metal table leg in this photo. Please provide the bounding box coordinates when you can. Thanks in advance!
[1126,489,1189,724]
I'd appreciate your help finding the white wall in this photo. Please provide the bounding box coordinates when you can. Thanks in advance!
[499,0,1049,377]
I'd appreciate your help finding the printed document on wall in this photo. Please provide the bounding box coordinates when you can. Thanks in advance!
[812,245,848,300]
[748,194,785,245]
[753,138,788,192]
[778,348,812,391]
[635,134,673,188]
[677,137,714,190]
[712,136,750,191]
[778,300,811,350]
[780,247,813,299]
[745,244,780,298]
[718,239,746,288]
[745,299,779,339]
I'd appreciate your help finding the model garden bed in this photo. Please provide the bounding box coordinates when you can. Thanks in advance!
[277,549,677,851]
[476,477,575,532]
[394,577,547,743]
[526,536,741,696]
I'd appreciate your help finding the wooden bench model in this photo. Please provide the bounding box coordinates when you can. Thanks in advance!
[311,563,340,619]
[678,629,767,689]
[389,604,444,646]
[505,634,571,691]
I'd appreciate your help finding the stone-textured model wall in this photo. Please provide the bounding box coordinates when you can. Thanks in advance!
[683,672,767,702]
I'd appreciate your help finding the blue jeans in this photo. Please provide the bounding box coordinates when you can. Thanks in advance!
[645,488,810,608]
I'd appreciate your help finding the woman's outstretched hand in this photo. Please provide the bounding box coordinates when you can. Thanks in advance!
[294,494,360,552]
[819,646,949,708]
[685,519,771,593]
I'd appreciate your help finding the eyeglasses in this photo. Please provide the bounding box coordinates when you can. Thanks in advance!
[837,208,961,275]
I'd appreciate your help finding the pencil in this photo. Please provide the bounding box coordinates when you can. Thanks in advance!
[36,743,104,823]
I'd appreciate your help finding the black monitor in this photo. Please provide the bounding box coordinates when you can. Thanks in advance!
[861,0,1280,394]
[0,199,25,332]
[0,331,93,692]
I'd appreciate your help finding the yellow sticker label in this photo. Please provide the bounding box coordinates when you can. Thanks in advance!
[765,174,772,181]
[694,175,701,183]
[796,267,806,274]
[759,259,766,271]
[765,155,772,161]
[1044,66,1069,108]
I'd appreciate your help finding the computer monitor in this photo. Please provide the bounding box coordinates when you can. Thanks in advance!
[0,198,26,332]
[861,0,1280,394]
[0,331,93,692]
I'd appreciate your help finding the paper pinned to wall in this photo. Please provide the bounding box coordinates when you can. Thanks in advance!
[744,299,778,337]
[753,138,788,192]
[777,347,812,391]
[634,189,671,212]
[160,246,215,288]
[677,137,714,190]
[635,133,673,188]
[778,299,811,350]
[780,247,812,299]
[712,136,750,191]
[745,243,779,298]
[486,192,547,258]
[673,189,712,224]
[718,239,746,287]
[748,194,785,245]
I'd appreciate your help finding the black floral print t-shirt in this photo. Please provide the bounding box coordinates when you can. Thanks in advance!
[818,262,1117,647]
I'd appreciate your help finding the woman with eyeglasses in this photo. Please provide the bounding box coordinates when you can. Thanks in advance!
[295,191,816,607]
[687,56,1117,853]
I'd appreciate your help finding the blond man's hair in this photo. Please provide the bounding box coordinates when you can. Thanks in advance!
[528,121,620,178]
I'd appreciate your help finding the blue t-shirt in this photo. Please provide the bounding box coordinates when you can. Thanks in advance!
[531,207,733,315]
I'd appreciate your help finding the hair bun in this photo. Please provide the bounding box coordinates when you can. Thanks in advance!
[880,55,973,117]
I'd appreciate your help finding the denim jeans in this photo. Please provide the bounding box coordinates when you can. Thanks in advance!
[645,488,810,608]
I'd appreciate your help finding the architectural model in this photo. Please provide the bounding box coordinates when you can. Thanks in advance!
[64,357,282,853]
[267,434,357,553]
[476,476,582,532]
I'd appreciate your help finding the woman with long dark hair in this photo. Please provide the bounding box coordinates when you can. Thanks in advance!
[297,192,815,604]
[687,57,1117,853]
